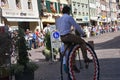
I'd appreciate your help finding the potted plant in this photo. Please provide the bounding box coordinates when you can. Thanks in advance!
[11,28,38,80]
[42,31,58,61]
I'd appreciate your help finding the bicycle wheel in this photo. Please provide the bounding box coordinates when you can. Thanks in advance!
[67,43,100,80]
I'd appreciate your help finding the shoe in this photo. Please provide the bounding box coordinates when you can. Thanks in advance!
[73,65,80,73]
[84,58,93,63]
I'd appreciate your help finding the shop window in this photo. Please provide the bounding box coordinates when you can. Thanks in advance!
[16,0,21,9]
[1,0,9,8]
[28,0,33,10]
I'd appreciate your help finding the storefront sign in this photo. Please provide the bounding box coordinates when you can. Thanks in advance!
[2,9,38,18]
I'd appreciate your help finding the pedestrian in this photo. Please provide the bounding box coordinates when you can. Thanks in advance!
[32,31,37,49]
[39,30,45,47]
[24,29,33,50]
[35,29,41,47]
[43,23,50,35]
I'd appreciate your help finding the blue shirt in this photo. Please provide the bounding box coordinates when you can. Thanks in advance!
[33,33,37,40]
[56,14,84,36]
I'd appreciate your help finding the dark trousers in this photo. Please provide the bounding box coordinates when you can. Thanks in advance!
[61,33,88,60]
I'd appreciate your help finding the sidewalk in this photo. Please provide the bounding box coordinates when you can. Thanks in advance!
[29,46,46,62]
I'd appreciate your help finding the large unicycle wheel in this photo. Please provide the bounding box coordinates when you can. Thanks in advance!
[67,43,100,80]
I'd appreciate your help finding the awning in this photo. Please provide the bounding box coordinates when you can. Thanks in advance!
[90,17,98,21]
[5,17,40,22]
[77,21,89,23]
[42,19,55,23]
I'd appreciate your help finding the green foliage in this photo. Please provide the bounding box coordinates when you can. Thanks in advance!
[42,47,51,61]
[44,32,51,50]
[0,67,9,77]
[10,64,24,75]
[11,62,38,75]
[17,28,29,65]
[0,28,12,78]
[11,28,38,75]
[0,32,12,57]
[43,31,58,60]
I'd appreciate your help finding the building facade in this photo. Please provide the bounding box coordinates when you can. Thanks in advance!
[0,0,40,31]
[109,0,117,25]
[71,0,89,26]
[38,0,68,29]
[1,0,118,31]
[89,0,97,26]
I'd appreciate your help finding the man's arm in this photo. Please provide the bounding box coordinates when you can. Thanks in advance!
[69,16,84,36]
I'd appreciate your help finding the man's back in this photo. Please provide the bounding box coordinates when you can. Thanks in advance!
[56,14,84,36]
[56,14,72,36]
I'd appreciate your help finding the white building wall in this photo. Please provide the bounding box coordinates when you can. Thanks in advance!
[1,0,39,18]
[1,0,40,31]
[71,0,89,23]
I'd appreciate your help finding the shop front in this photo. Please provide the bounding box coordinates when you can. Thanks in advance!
[3,17,40,32]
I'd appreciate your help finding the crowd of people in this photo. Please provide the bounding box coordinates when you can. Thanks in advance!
[82,24,120,38]
[24,24,50,50]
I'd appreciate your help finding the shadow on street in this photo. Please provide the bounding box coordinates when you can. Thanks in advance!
[34,58,120,80]
[95,35,120,50]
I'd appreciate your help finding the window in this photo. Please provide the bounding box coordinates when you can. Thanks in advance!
[86,4,88,8]
[77,3,80,7]
[72,2,76,6]
[50,2,56,13]
[82,4,84,8]
[86,12,88,16]
[73,3,75,6]
[73,8,77,14]
[60,4,63,13]
[83,12,85,16]
[41,0,47,12]
[16,0,21,9]
[28,0,32,10]
[1,0,9,8]
[79,12,81,15]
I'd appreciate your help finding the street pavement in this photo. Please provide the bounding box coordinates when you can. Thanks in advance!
[29,31,120,80]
